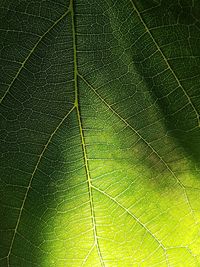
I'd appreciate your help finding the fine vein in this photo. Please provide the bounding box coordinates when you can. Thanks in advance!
[92,185,170,267]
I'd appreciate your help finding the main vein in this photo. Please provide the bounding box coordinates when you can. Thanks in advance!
[70,1,104,266]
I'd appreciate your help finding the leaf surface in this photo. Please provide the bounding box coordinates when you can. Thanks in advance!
[0,0,200,266]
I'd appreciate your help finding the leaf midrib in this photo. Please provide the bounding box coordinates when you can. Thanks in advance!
[70,0,105,265]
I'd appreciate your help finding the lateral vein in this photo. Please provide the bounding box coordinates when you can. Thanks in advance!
[6,106,75,266]
[0,8,70,105]
[130,0,200,127]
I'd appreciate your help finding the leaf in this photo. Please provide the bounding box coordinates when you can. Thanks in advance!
[0,0,200,266]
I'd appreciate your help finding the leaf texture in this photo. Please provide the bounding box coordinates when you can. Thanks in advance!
[0,0,200,266]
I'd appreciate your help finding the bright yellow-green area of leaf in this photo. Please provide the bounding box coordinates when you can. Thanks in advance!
[0,0,200,266]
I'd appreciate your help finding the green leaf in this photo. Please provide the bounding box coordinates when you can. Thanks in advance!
[1,0,200,266]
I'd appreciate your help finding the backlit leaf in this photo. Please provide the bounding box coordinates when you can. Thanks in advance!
[0,0,200,266]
